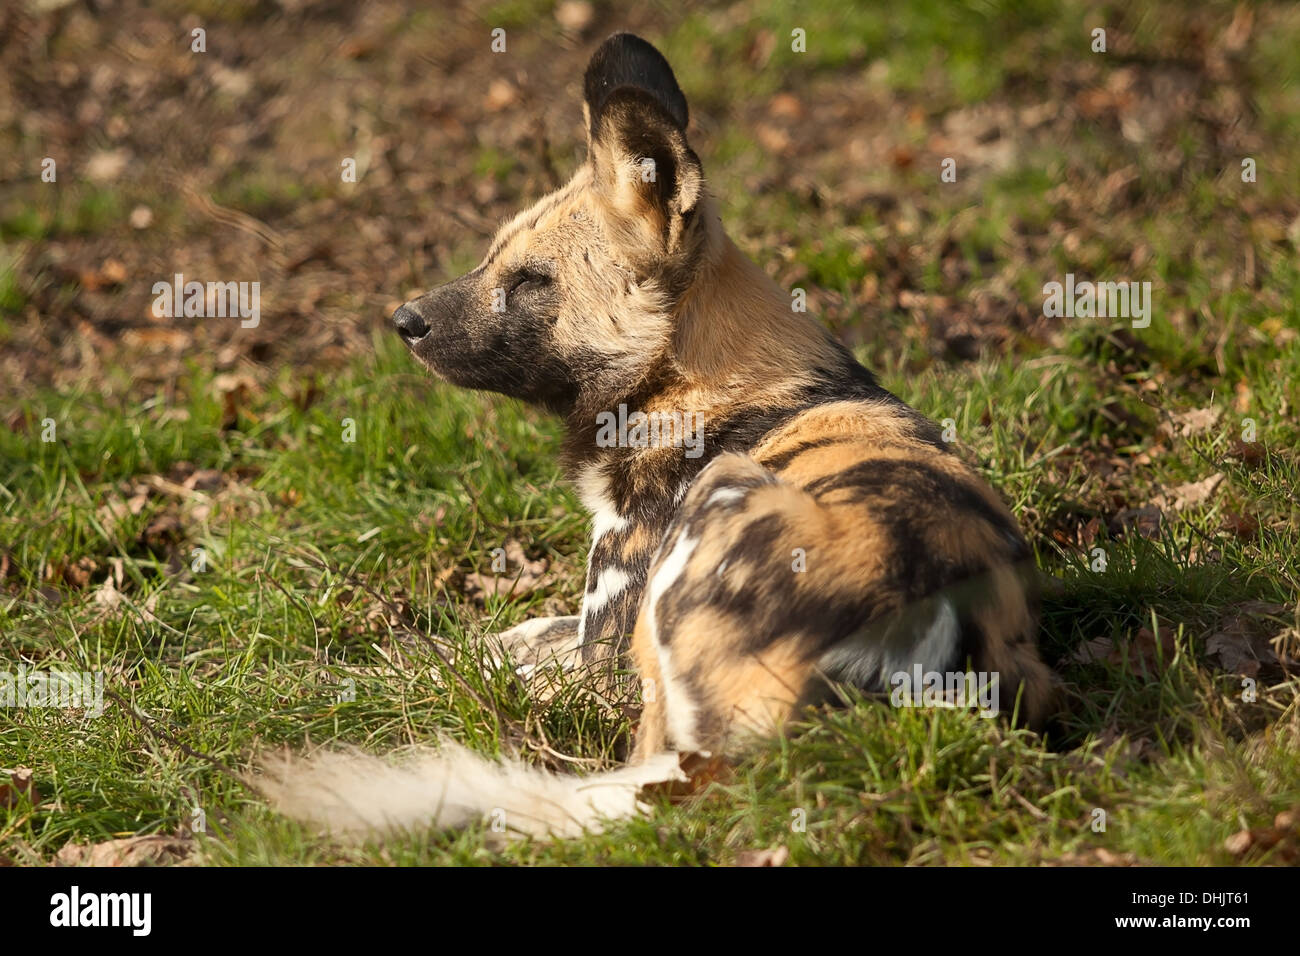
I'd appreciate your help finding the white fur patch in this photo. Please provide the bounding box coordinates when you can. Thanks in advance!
[576,465,628,643]
[705,487,746,508]
[645,533,697,636]
[902,599,961,677]
[576,466,629,541]
[584,565,631,615]
[818,598,960,689]
[644,533,701,750]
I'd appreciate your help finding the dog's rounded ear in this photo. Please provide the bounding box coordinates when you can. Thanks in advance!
[583,34,703,259]
[584,33,688,134]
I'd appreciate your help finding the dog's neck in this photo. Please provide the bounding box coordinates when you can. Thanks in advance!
[670,228,839,403]
[560,222,876,521]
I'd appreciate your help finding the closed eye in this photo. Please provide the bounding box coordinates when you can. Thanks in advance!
[507,269,552,300]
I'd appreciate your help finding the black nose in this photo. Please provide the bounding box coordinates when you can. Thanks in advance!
[393,305,429,342]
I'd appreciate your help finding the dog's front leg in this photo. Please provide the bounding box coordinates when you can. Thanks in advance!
[490,616,582,679]
[576,510,669,666]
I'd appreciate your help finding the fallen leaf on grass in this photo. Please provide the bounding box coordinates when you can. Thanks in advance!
[1159,406,1222,439]
[1094,722,1159,763]
[1148,472,1225,512]
[735,846,790,867]
[1204,602,1291,678]
[95,488,149,536]
[0,767,38,808]
[43,556,100,589]
[1049,514,1103,551]
[77,258,127,292]
[212,372,259,430]
[483,79,518,112]
[91,575,161,626]
[1071,636,1113,665]
[92,576,126,612]
[1108,505,1162,539]
[363,590,413,637]
[1126,625,1178,676]
[638,751,730,805]
[768,92,804,120]
[1220,511,1259,540]
[1224,807,1300,862]
[1206,631,1264,678]
[1043,847,1139,867]
[84,149,128,183]
[461,540,554,602]
[1227,439,1266,467]
[140,513,184,550]
[1073,621,1178,678]
[55,835,194,867]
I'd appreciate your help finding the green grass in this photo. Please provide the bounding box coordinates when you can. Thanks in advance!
[2,325,1297,865]
[3,0,1299,866]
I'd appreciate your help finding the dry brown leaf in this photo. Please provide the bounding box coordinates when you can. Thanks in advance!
[141,512,183,549]
[55,835,193,867]
[1071,635,1114,665]
[461,540,553,602]
[755,124,792,154]
[1124,625,1178,676]
[1227,439,1266,467]
[1223,830,1254,855]
[0,767,38,808]
[92,577,125,612]
[735,846,790,867]
[1206,631,1263,677]
[1044,847,1139,867]
[84,148,128,183]
[1160,406,1222,439]
[56,556,100,589]
[96,489,149,536]
[212,372,258,430]
[1205,602,1290,677]
[1095,722,1158,762]
[1220,511,1259,540]
[768,92,803,120]
[1078,622,1178,677]
[1148,472,1224,512]
[1108,505,1162,539]
[639,751,730,805]
[1224,809,1300,863]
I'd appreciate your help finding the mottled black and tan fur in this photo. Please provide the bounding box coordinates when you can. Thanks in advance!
[269,33,1054,839]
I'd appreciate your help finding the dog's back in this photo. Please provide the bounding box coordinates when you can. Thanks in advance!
[631,398,1053,759]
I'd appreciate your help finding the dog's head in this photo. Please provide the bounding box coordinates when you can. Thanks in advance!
[393,33,713,415]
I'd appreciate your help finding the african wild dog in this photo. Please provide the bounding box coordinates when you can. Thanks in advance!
[267,33,1055,839]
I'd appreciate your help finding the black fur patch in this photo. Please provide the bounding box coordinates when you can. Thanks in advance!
[584,33,688,134]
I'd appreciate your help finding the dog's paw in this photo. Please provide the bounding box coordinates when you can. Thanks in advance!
[490,615,583,680]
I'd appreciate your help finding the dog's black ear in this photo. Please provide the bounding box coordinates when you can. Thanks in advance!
[583,33,688,135]
[582,34,702,261]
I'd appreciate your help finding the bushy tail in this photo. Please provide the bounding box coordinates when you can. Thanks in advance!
[261,742,686,840]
